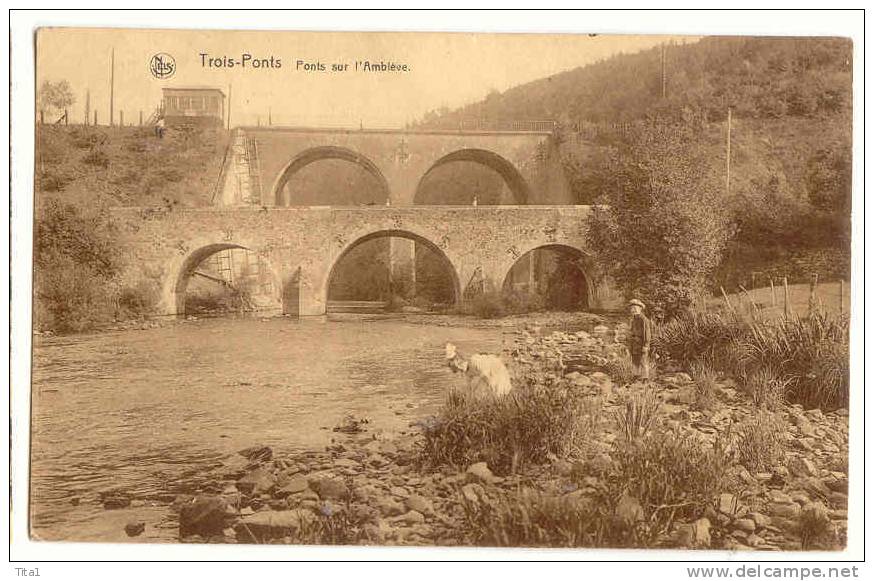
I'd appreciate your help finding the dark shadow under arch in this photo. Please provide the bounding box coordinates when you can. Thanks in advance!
[325,230,461,308]
[501,244,594,311]
[272,146,391,206]
[174,243,279,315]
[414,148,531,205]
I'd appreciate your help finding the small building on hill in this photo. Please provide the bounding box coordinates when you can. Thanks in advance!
[161,87,225,126]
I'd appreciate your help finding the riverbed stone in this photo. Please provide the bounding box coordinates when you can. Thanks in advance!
[309,477,349,501]
[179,495,229,538]
[466,462,496,484]
[124,521,146,537]
[238,444,273,463]
[236,468,276,495]
[235,509,314,542]
[274,475,310,498]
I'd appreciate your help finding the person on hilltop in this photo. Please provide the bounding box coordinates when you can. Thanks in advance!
[627,298,653,380]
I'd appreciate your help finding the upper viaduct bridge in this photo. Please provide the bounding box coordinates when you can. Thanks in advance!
[114,125,616,317]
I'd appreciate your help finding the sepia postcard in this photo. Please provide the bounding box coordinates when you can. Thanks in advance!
[14,15,862,563]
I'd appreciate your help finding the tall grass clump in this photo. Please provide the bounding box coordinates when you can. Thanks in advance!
[615,385,662,442]
[420,384,603,474]
[741,365,788,411]
[734,410,787,473]
[460,487,616,548]
[732,312,849,410]
[689,359,720,411]
[654,307,849,411]
[609,427,731,542]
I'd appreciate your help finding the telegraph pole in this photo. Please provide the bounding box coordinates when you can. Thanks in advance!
[109,48,115,126]
[726,107,732,195]
[661,44,667,99]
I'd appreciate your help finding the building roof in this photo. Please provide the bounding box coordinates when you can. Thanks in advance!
[162,86,226,96]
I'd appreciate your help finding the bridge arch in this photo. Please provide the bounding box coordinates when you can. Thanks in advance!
[271,146,391,206]
[414,148,531,205]
[171,242,282,316]
[500,243,595,311]
[323,229,462,308]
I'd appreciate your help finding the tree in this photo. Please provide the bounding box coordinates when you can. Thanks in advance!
[37,79,75,121]
[585,119,730,318]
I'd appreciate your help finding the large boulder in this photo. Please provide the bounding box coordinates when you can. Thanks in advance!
[179,495,230,538]
[236,467,276,495]
[309,477,350,501]
[234,509,315,543]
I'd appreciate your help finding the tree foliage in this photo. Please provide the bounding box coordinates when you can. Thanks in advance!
[586,121,731,318]
[37,79,75,116]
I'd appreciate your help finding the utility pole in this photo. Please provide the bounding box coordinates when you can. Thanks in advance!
[226,84,232,130]
[109,48,115,126]
[725,107,732,196]
[661,44,667,99]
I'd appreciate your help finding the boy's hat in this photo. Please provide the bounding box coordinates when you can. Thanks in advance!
[629,298,646,309]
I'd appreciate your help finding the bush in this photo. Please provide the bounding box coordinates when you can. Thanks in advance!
[609,426,731,541]
[420,383,603,474]
[458,291,506,319]
[734,410,787,473]
[34,200,121,332]
[83,148,110,167]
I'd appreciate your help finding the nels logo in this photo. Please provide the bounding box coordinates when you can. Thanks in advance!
[149,53,176,79]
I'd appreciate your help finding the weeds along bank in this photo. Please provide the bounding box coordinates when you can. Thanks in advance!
[33,125,230,333]
[101,321,847,550]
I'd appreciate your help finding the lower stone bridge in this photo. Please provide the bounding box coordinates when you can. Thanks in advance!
[112,205,616,317]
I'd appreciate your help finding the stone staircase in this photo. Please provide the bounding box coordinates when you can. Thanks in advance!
[218,129,263,205]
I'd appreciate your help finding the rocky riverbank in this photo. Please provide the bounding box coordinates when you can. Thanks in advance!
[99,324,849,550]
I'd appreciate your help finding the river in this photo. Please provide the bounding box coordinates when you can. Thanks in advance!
[29,316,510,541]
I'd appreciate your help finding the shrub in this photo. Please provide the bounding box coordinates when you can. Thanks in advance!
[734,410,787,473]
[604,356,635,386]
[459,291,506,319]
[502,289,545,314]
[34,200,121,332]
[83,148,110,167]
[609,426,731,540]
[420,383,603,474]
[116,281,159,319]
[614,385,662,443]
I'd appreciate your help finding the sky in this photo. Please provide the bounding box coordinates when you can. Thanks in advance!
[36,29,697,128]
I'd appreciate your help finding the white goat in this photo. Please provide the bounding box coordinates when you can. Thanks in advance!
[445,342,513,397]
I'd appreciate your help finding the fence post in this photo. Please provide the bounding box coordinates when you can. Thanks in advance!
[808,273,818,316]
[783,277,791,318]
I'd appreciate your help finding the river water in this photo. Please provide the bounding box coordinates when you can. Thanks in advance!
[29,317,509,541]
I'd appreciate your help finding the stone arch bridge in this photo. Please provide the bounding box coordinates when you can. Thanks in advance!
[219,126,573,207]
[112,205,617,317]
